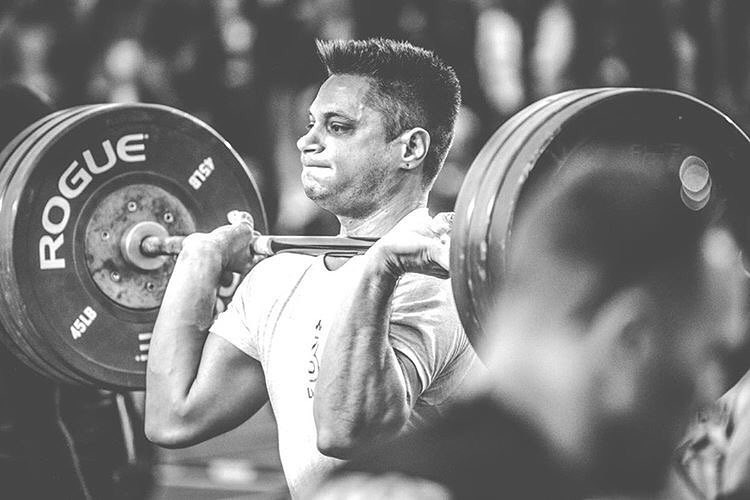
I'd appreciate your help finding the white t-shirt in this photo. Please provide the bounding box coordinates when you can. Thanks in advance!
[209,252,477,498]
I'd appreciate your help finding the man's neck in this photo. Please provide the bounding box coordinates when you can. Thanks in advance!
[337,193,428,236]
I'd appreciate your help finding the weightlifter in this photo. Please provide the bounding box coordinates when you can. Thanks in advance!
[314,158,749,499]
[144,38,479,497]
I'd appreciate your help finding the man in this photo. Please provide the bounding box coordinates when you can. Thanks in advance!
[144,38,478,497]
[314,158,748,499]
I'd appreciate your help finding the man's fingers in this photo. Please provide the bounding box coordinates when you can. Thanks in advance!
[435,246,450,276]
[430,211,454,236]
[427,240,450,279]
[227,210,255,227]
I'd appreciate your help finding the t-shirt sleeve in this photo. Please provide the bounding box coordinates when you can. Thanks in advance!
[388,273,474,405]
[209,266,265,361]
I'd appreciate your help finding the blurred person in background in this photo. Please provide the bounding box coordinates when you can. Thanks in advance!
[473,0,575,124]
[0,1,72,103]
[568,0,677,89]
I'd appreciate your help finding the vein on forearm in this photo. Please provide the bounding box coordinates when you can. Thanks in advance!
[315,264,409,441]
[148,247,222,397]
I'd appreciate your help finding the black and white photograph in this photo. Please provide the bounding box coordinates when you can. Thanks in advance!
[1,1,750,499]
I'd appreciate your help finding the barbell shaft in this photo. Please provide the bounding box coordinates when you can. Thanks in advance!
[140,234,379,258]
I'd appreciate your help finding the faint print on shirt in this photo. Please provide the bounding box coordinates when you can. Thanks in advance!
[306,319,322,398]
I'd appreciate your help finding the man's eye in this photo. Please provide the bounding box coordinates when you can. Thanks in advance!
[305,122,314,131]
[329,123,350,133]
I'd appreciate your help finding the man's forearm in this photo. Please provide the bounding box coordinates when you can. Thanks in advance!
[146,241,223,423]
[314,255,410,458]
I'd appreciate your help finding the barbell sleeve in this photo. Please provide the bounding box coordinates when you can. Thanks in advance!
[140,234,379,258]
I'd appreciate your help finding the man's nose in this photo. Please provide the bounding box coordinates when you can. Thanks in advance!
[297,128,322,154]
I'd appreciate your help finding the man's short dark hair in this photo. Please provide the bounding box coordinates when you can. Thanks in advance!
[316,38,462,186]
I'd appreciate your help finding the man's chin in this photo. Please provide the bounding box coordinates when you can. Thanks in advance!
[302,185,329,202]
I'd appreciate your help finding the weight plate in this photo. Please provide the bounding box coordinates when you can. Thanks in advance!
[0,106,98,385]
[1,104,267,389]
[450,92,573,345]
[451,89,607,345]
[0,108,69,376]
[455,89,750,354]
[467,89,609,342]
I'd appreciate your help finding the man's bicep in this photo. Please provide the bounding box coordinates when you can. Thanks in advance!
[389,276,463,396]
[388,319,438,401]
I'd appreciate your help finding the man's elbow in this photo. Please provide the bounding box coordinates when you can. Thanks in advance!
[316,426,360,459]
[316,407,410,459]
[144,422,184,448]
[144,413,201,449]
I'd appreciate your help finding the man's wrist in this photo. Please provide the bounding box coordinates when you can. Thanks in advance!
[363,245,402,287]
[178,236,224,273]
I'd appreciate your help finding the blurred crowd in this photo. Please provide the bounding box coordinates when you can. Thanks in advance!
[2,0,750,235]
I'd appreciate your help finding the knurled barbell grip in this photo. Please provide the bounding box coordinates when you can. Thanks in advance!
[140,234,379,258]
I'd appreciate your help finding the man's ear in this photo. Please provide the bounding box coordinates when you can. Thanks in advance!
[588,286,659,413]
[398,127,430,171]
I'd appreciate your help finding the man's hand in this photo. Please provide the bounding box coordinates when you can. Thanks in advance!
[182,210,262,275]
[369,209,452,280]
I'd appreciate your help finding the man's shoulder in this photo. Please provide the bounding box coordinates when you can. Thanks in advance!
[395,272,453,299]
[247,253,316,281]
[237,253,316,299]
[393,273,456,317]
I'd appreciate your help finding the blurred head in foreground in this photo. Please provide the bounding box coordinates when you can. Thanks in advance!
[311,158,748,500]
[480,159,747,496]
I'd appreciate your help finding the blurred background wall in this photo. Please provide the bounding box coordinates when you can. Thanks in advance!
[3,0,747,237]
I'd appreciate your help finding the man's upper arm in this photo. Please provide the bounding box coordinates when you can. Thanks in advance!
[209,268,263,359]
[187,332,269,435]
[388,275,470,404]
[182,264,272,437]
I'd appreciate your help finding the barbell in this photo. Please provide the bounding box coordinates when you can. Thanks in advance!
[1,86,749,390]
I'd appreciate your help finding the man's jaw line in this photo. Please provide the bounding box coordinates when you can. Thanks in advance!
[336,195,428,237]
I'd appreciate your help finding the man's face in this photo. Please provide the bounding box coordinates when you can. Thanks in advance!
[297,74,402,218]
[596,228,749,494]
